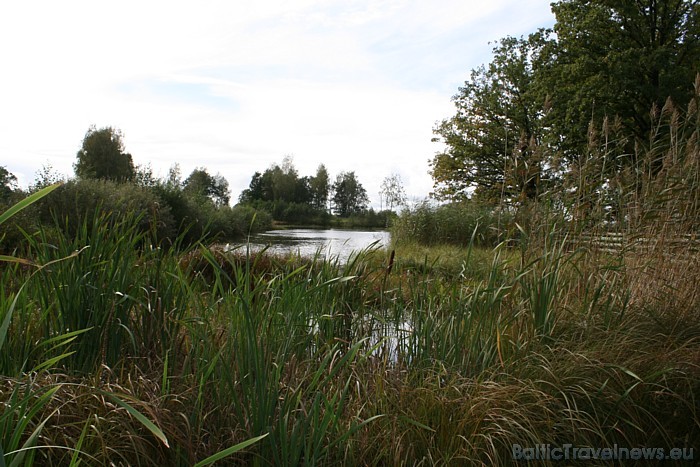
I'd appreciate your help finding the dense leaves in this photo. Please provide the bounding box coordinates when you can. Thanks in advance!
[74,126,136,182]
[183,167,231,207]
[432,0,700,205]
[332,171,369,217]
[239,158,379,223]
[430,34,551,203]
[0,166,18,201]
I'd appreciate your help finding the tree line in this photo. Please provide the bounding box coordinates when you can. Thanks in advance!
[1,127,408,252]
[238,156,377,218]
[1,125,269,252]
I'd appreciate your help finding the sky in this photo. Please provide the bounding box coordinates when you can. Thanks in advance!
[0,0,556,208]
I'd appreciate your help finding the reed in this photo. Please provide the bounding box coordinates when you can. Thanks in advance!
[2,108,700,466]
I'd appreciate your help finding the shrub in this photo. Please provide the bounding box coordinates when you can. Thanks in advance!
[37,179,176,245]
[392,200,511,247]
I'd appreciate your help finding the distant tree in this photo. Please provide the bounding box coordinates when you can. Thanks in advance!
[74,126,135,182]
[240,156,318,205]
[31,163,63,191]
[183,168,231,207]
[294,175,313,205]
[332,171,369,217]
[239,171,264,203]
[134,163,157,188]
[271,156,300,202]
[1,166,18,200]
[310,164,330,210]
[380,173,407,211]
[166,163,183,189]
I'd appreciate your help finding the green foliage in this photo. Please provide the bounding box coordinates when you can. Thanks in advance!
[430,34,552,204]
[432,0,699,207]
[240,159,374,223]
[310,164,330,210]
[0,203,698,463]
[153,181,270,244]
[332,171,369,217]
[73,126,136,182]
[183,167,230,207]
[26,212,146,371]
[546,0,700,156]
[392,200,512,247]
[379,173,407,211]
[39,179,176,244]
[30,163,64,192]
[243,199,331,226]
[0,167,17,201]
[0,181,61,255]
[239,156,314,207]
[334,208,395,229]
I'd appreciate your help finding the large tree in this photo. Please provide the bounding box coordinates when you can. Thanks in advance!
[74,126,135,182]
[332,171,369,217]
[543,0,700,160]
[431,0,699,205]
[430,34,551,204]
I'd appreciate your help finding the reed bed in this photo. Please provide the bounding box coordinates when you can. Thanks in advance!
[0,214,700,465]
[1,184,699,465]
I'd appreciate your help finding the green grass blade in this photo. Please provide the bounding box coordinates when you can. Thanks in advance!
[0,183,61,226]
[68,419,91,467]
[0,284,25,356]
[193,433,268,467]
[98,391,169,448]
[8,408,58,467]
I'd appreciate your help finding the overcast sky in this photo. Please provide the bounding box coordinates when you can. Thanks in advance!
[1,0,555,207]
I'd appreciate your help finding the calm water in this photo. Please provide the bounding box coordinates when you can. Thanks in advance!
[236,228,390,263]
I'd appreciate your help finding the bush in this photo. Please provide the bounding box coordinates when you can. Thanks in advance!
[229,204,273,235]
[392,200,512,247]
[242,200,331,226]
[0,190,42,254]
[335,209,396,229]
[38,179,176,245]
[153,184,272,245]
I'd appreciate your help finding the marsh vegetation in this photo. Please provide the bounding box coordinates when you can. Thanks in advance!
[2,0,700,464]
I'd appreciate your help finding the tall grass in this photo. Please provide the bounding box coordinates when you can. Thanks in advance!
[392,200,512,247]
[2,93,700,464]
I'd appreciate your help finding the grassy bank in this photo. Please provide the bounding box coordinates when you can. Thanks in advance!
[1,191,698,465]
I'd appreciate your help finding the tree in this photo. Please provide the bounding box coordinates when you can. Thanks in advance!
[543,0,700,161]
[183,167,231,206]
[380,173,407,211]
[31,163,63,191]
[239,171,266,203]
[332,171,369,216]
[239,156,316,205]
[310,164,330,210]
[74,126,135,182]
[430,34,552,204]
[1,166,18,200]
[134,163,157,188]
[166,163,182,189]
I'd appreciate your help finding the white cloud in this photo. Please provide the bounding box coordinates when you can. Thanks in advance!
[0,0,555,203]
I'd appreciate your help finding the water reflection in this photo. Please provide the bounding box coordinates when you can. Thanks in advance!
[240,228,390,263]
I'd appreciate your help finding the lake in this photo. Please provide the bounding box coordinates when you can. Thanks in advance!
[233,228,391,263]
